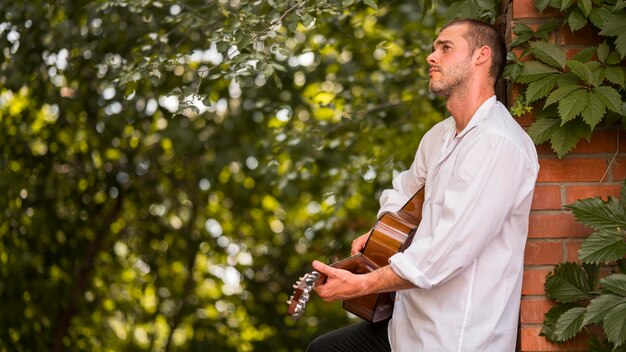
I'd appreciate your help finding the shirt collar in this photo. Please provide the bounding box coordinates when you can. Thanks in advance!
[451,95,497,140]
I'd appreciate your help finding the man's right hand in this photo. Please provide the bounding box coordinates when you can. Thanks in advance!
[351,232,370,255]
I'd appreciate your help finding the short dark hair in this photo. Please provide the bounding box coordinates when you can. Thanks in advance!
[441,19,506,84]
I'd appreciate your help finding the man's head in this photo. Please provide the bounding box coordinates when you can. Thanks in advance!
[441,19,506,82]
[426,19,506,97]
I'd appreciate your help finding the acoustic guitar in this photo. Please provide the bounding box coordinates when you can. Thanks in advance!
[287,187,424,323]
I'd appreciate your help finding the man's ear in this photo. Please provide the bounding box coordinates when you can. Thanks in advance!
[475,46,492,66]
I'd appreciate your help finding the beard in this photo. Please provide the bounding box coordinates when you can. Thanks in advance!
[428,59,472,99]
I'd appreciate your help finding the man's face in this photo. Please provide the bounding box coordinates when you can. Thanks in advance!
[426,24,474,98]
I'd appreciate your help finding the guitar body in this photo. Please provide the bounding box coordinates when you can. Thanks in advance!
[288,187,424,323]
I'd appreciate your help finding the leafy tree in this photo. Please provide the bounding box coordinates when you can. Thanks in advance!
[541,182,626,351]
[0,0,468,350]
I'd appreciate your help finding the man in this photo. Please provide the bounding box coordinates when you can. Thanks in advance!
[306,19,539,351]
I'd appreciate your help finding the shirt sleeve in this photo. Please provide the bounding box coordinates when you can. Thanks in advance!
[388,132,531,289]
[377,135,429,217]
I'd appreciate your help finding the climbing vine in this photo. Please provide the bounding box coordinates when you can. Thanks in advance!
[505,0,626,157]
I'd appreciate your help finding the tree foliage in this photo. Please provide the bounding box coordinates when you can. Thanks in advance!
[0,0,462,350]
[541,182,626,350]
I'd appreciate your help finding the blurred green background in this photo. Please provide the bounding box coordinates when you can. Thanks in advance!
[0,0,496,350]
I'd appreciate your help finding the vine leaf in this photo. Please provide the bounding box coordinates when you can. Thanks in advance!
[594,86,622,113]
[578,230,626,264]
[567,59,593,85]
[549,119,591,157]
[605,65,626,88]
[578,0,592,17]
[545,262,592,302]
[558,88,586,123]
[598,12,626,57]
[534,0,551,12]
[583,294,626,325]
[545,84,580,107]
[541,303,580,341]
[567,9,588,32]
[567,196,626,230]
[528,117,560,144]
[554,306,586,341]
[526,74,560,103]
[518,61,561,83]
[598,42,610,63]
[604,302,626,346]
[581,90,606,129]
[531,41,567,69]
[601,274,626,296]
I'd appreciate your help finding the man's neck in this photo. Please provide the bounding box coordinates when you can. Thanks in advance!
[446,84,495,134]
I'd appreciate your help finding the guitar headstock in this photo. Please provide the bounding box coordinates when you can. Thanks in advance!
[287,271,320,320]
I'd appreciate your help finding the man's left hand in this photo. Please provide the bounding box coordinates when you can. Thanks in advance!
[311,260,367,302]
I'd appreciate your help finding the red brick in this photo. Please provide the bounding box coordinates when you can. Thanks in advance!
[512,0,558,18]
[522,269,550,295]
[525,241,563,265]
[613,157,626,181]
[559,24,601,46]
[565,184,622,205]
[566,240,584,262]
[570,130,618,154]
[529,213,593,238]
[620,131,626,151]
[531,185,562,210]
[538,158,607,182]
[520,327,588,351]
[521,298,555,323]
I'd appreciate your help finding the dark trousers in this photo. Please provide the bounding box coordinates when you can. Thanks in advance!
[305,319,391,352]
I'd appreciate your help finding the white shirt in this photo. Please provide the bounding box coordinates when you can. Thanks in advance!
[380,96,539,351]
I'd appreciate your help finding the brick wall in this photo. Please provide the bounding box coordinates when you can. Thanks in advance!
[502,0,626,350]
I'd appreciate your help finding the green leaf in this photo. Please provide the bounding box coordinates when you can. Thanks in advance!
[579,230,626,264]
[598,42,610,63]
[545,84,581,107]
[518,61,561,83]
[535,0,551,12]
[578,0,592,17]
[531,41,567,69]
[598,13,626,37]
[573,47,596,62]
[583,294,626,325]
[545,262,592,302]
[588,334,616,352]
[581,90,607,129]
[567,9,588,32]
[526,74,560,103]
[601,274,626,296]
[594,86,623,113]
[362,0,378,10]
[605,65,625,89]
[541,303,580,341]
[549,119,592,157]
[513,24,533,36]
[604,302,626,346]
[616,32,626,59]
[567,60,593,84]
[558,88,587,123]
[528,118,560,144]
[568,196,626,230]
[589,7,612,28]
[560,0,574,10]
[554,306,586,341]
